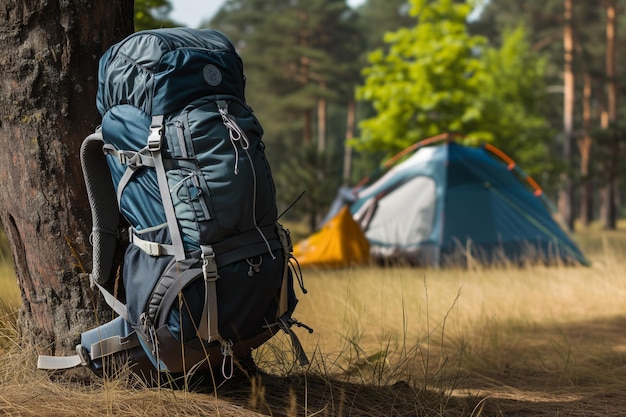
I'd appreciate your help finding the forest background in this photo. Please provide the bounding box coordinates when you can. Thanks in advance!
[130,0,625,236]
[0,0,622,259]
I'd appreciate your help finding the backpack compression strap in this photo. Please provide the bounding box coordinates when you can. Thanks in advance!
[276,224,310,366]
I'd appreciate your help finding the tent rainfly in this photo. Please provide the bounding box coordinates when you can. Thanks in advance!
[299,137,588,268]
[292,206,370,268]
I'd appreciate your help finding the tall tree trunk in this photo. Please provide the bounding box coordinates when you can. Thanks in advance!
[578,72,593,226]
[343,99,356,186]
[317,84,327,154]
[559,0,575,230]
[601,0,618,230]
[0,1,133,355]
[315,84,327,227]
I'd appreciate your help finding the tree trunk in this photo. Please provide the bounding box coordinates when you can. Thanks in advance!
[601,0,618,230]
[558,0,575,231]
[577,72,593,226]
[0,1,133,355]
[317,84,327,154]
[343,99,356,186]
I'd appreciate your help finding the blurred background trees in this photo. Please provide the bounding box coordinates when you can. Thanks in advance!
[6,0,626,239]
[201,0,626,233]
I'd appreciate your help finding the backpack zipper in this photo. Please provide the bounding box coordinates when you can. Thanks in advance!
[173,120,189,158]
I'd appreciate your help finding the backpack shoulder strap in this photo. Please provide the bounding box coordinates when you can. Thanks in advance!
[81,131,129,321]
[148,115,186,261]
[80,131,119,286]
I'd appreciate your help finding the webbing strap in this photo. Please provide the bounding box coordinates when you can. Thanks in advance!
[37,333,140,370]
[129,228,177,257]
[102,144,156,207]
[197,246,222,343]
[116,165,139,208]
[280,319,310,366]
[90,333,140,360]
[277,225,291,316]
[149,115,186,261]
[37,354,83,370]
[90,274,129,322]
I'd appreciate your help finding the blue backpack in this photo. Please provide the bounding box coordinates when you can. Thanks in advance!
[38,28,310,384]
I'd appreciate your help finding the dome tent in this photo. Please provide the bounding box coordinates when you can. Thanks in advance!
[309,135,588,268]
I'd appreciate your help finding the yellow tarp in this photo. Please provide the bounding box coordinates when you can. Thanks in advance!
[292,206,370,268]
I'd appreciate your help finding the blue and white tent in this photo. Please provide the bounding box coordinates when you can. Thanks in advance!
[324,138,588,267]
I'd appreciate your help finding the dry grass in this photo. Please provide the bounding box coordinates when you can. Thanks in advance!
[2,226,626,416]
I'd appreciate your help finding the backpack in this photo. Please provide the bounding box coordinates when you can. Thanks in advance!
[37,28,310,384]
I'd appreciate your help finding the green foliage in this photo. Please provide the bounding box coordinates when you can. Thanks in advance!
[475,25,554,176]
[469,0,614,192]
[356,0,489,153]
[355,0,551,164]
[134,0,177,31]
[354,0,413,52]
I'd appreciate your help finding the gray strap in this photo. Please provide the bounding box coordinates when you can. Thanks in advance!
[37,333,140,370]
[90,274,129,322]
[129,228,177,257]
[37,354,82,370]
[110,147,156,206]
[115,164,140,206]
[90,333,140,360]
[149,115,186,261]
[197,246,221,343]
[102,145,136,165]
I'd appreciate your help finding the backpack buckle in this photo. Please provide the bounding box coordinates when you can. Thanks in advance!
[75,344,91,367]
[147,115,164,152]
[201,246,218,281]
[202,254,219,282]
[147,127,162,152]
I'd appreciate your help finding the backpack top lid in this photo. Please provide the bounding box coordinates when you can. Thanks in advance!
[96,28,246,117]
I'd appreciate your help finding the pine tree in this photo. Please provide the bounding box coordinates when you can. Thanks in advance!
[210,0,362,227]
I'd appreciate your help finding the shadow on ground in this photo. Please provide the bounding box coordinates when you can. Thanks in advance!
[211,316,626,416]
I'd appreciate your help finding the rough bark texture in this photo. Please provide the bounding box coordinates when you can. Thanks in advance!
[0,1,133,355]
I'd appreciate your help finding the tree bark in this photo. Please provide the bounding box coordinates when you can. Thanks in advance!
[559,0,575,231]
[317,82,327,154]
[342,99,356,186]
[601,0,618,230]
[0,1,133,355]
[577,72,593,227]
